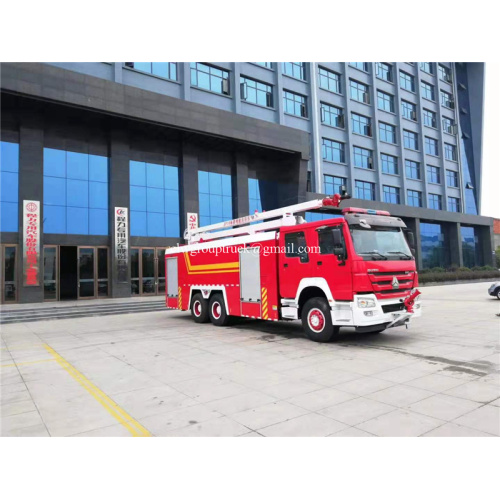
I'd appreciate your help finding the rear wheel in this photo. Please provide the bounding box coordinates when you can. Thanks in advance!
[301,297,338,343]
[191,293,209,323]
[209,293,230,326]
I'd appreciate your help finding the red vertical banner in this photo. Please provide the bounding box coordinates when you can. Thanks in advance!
[23,200,40,286]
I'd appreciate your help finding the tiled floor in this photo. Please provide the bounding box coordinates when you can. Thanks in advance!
[1,282,499,437]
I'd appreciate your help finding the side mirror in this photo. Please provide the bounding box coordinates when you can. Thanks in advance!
[407,231,415,249]
[332,227,342,246]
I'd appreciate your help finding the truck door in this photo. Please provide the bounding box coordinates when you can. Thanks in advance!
[315,223,352,301]
[279,230,311,299]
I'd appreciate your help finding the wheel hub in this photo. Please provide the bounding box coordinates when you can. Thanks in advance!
[308,308,325,332]
[193,301,201,316]
[212,302,221,319]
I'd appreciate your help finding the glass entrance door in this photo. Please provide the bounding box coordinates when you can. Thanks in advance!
[130,247,166,296]
[78,247,95,299]
[1,245,18,304]
[43,246,58,301]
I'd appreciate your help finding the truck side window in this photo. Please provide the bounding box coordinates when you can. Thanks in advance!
[318,227,347,258]
[284,231,309,263]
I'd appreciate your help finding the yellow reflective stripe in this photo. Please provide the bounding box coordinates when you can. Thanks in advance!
[183,252,239,274]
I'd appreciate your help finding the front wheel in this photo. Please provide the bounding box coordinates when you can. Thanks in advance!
[208,293,231,326]
[301,297,338,343]
[496,288,500,300]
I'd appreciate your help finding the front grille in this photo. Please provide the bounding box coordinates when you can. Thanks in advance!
[369,271,412,277]
[378,289,410,295]
[382,303,405,313]
[376,279,412,286]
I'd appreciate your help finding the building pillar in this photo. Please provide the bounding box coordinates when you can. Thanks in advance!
[109,129,131,299]
[233,152,249,217]
[180,141,199,234]
[448,222,463,268]
[17,116,44,303]
[479,223,495,267]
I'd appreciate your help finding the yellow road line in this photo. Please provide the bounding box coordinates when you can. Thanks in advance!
[1,358,56,368]
[43,344,151,437]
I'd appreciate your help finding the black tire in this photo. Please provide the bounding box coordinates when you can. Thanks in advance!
[301,297,338,343]
[208,293,230,326]
[496,288,500,300]
[191,293,209,323]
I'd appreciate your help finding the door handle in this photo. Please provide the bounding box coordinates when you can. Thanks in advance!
[283,263,288,268]
[317,261,323,266]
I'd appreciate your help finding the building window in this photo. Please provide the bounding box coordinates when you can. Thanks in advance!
[423,109,437,128]
[419,62,434,74]
[421,81,435,101]
[379,122,397,144]
[355,180,375,200]
[324,175,346,195]
[376,62,393,82]
[190,63,230,95]
[240,76,273,107]
[283,62,306,80]
[421,222,447,268]
[254,62,272,69]
[446,169,459,187]
[319,67,341,94]
[383,185,400,204]
[461,226,480,268]
[440,90,455,109]
[377,90,394,113]
[0,141,19,232]
[322,138,345,163]
[248,179,279,214]
[428,193,442,210]
[405,160,421,180]
[425,137,439,156]
[408,189,422,207]
[43,148,109,235]
[399,71,415,92]
[427,165,441,184]
[198,171,232,226]
[381,153,398,175]
[320,103,344,128]
[448,197,460,212]
[125,62,177,81]
[129,161,180,237]
[401,100,417,121]
[283,90,307,117]
[444,143,457,161]
[442,116,455,134]
[439,64,452,83]
[403,130,419,150]
[350,80,370,104]
[353,146,373,169]
[350,62,369,72]
[351,113,372,136]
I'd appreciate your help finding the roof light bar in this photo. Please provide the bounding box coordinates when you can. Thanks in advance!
[341,207,391,216]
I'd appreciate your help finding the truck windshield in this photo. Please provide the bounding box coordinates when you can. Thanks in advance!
[350,226,412,261]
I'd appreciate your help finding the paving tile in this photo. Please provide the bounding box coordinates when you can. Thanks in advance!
[408,394,481,421]
[0,399,37,418]
[453,405,500,436]
[422,422,495,437]
[318,397,394,426]
[71,424,134,437]
[238,431,263,437]
[1,423,50,437]
[261,380,324,399]
[162,416,250,437]
[205,391,276,415]
[231,401,309,430]
[405,373,467,392]
[444,380,500,404]
[140,404,222,435]
[368,385,435,407]
[286,387,356,411]
[357,409,444,437]
[375,366,433,384]
[329,427,375,437]
[1,410,44,434]
[334,376,395,396]
[259,413,347,437]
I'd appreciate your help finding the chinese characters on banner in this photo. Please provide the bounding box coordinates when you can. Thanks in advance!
[23,200,40,286]
[187,212,198,231]
[115,207,129,283]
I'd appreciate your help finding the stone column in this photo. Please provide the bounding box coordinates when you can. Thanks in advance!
[180,141,199,234]
[233,152,249,217]
[448,222,463,268]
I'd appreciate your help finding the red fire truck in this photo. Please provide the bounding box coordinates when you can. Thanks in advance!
[165,194,421,342]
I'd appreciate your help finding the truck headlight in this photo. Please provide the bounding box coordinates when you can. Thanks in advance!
[357,297,376,308]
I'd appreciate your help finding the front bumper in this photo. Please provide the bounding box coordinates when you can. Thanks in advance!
[330,292,422,329]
